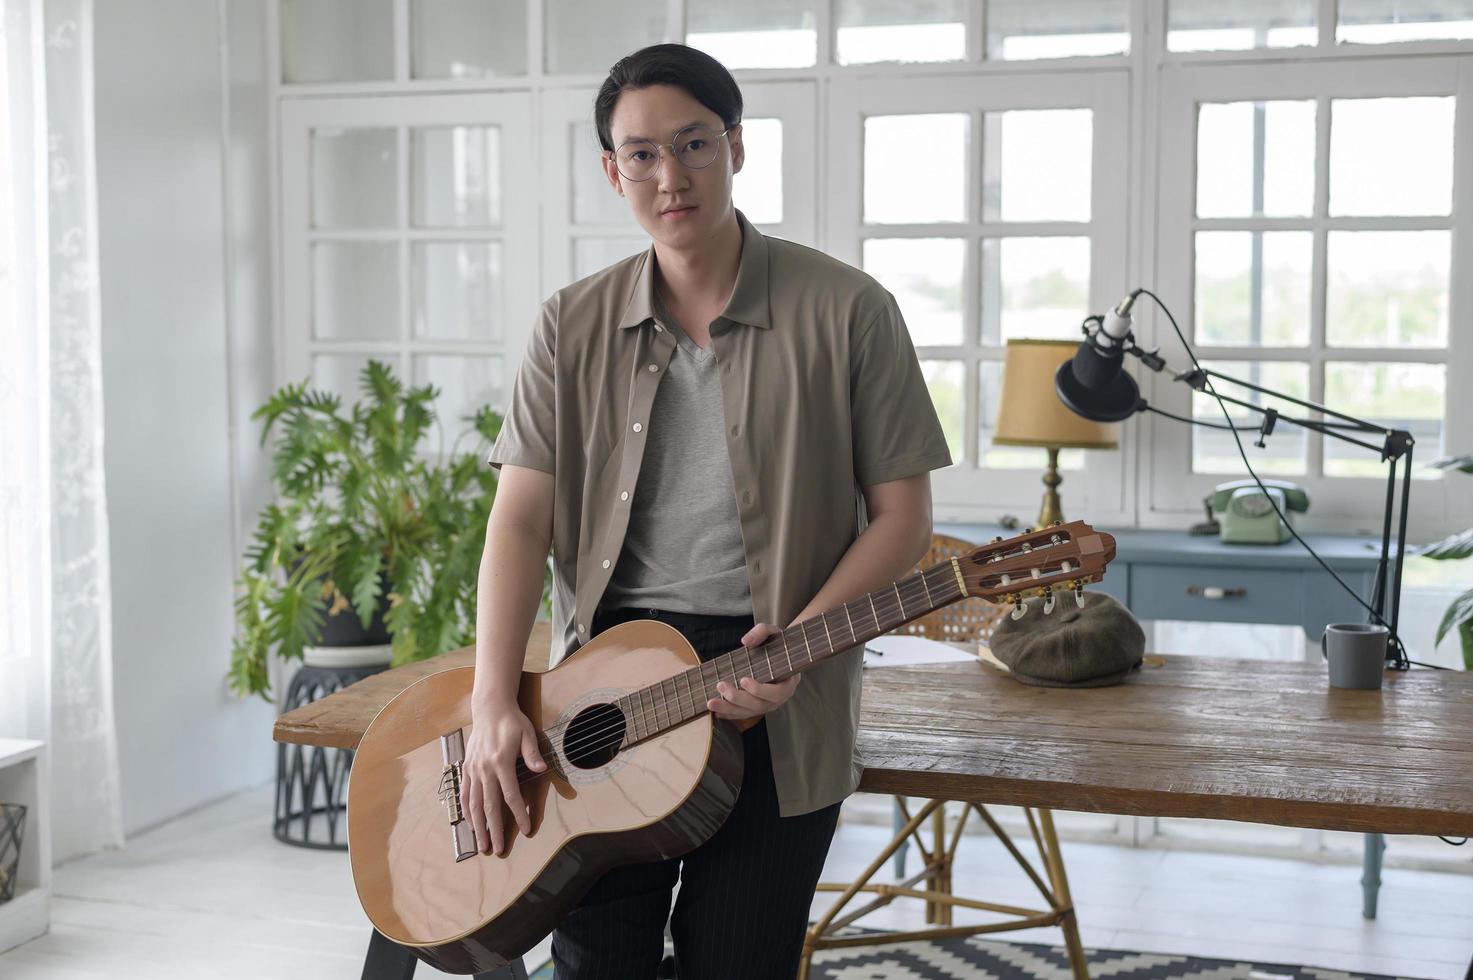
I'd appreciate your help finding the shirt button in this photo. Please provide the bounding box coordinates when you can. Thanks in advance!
[578,623,586,633]
[730,424,740,437]
[602,559,611,569]
[743,490,753,504]
[654,324,664,332]
[620,490,630,501]
[647,363,659,372]
[633,422,643,433]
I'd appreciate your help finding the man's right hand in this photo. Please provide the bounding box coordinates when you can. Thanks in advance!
[459,699,548,857]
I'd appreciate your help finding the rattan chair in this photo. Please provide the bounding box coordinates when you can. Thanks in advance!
[894,532,1009,644]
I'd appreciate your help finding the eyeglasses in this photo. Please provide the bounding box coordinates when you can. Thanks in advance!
[610,124,730,182]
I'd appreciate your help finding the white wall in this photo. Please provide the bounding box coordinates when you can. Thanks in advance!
[94,0,278,837]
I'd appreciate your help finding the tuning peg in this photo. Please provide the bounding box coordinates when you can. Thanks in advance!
[1042,587,1056,615]
[1072,579,1086,603]
[1008,592,1028,620]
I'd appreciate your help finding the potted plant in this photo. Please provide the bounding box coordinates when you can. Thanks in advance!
[1418,453,1473,671]
[228,359,551,699]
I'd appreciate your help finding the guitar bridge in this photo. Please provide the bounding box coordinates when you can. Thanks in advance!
[439,730,478,862]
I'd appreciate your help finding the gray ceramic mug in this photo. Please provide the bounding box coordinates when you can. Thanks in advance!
[1320,623,1389,690]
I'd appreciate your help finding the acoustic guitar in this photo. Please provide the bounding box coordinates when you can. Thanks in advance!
[346,520,1116,974]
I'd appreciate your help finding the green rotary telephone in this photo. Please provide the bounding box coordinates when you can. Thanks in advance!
[1196,479,1311,545]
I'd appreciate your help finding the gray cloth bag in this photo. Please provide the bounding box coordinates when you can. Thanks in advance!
[989,590,1146,688]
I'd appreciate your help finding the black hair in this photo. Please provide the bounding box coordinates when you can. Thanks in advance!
[594,43,743,152]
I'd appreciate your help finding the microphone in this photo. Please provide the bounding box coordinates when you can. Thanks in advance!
[1054,291,1145,423]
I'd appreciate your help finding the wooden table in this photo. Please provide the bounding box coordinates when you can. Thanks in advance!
[856,655,1473,838]
[274,631,1473,977]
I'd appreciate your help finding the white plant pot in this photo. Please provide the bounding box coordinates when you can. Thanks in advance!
[302,644,394,669]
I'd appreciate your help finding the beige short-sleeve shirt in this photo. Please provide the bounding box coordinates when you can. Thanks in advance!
[487,208,952,816]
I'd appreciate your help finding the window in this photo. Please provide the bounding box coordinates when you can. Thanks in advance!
[1152,58,1469,529]
[271,0,1472,540]
[828,74,1128,520]
[279,95,538,438]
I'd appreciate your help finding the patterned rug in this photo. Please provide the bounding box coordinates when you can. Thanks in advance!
[527,931,1426,979]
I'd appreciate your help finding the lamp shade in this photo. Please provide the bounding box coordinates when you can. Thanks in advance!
[994,339,1119,449]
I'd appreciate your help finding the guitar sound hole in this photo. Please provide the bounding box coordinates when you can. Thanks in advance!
[562,703,626,770]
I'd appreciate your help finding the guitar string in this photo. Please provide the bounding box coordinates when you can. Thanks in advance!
[498,568,955,787]
[496,544,1084,785]
[503,542,1081,782]
[515,543,1080,776]
[526,536,1069,753]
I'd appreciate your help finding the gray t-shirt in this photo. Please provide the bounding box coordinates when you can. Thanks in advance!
[599,290,753,617]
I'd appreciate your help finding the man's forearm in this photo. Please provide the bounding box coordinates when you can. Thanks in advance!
[472,519,550,714]
[790,511,931,628]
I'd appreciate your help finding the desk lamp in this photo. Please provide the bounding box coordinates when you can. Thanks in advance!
[993,339,1118,527]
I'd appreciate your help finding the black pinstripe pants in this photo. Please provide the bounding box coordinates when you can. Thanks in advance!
[550,606,843,980]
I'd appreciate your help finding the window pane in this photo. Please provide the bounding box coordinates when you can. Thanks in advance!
[1338,0,1473,43]
[980,361,1084,470]
[1324,363,1444,478]
[920,360,965,465]
[981,237,1091,345]
[986,0,1129,60]
[1326,231,1450,349]
[282,0,393,82]
[413,355,505,434]
[413,126,503,228]
[862,239,965,346]
[573,238,647,280]
[732,119,783,225]
[412,242,503,341]
[1190,360,1310,475]
[864,114,968,224]
[984,109,1092,223]
[1330,97,1454,217]
[545,0,664,74]
[688,1,817,69]
[1193,231,1311,347]
[1196,101,1314,218]
[1167,0,1316,50]
[834,0,968,65]
[572,123,630,226]
[312,128,397,229]
[313,353,389,406]
[312,243,399,341]
[411,0,527,78]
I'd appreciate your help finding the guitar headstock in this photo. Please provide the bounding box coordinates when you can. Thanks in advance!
[953,521,1116,612]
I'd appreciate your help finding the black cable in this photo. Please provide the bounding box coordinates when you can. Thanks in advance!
[1134,289,1416,671]
[1142,404,1254,432]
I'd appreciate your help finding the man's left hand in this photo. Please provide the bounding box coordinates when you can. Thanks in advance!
[707,621,802,732]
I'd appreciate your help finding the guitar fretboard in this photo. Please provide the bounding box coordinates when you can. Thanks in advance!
[614,562,966,746]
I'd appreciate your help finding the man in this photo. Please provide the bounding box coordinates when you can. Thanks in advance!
[462,42,952,979]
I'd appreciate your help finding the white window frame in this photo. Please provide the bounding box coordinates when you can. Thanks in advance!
[826,70,1132,526]
[1146,55,1473,542]
[279,93,540,419]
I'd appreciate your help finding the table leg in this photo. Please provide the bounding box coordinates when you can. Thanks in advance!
[361,929,528,980]
[1361,832,1386,920]
[1036,809,1090,980]
[892,796,908,877]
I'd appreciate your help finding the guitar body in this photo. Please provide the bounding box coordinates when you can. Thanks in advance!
[347,619,744,974]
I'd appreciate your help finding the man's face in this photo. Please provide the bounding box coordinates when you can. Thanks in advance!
[602,83,745,249]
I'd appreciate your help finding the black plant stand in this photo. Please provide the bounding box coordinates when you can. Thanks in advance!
[362,929,527,980]
[274,661,391,848]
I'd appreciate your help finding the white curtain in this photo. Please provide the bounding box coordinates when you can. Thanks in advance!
[1,0,123,861]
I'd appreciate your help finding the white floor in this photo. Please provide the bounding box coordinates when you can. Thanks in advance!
[1,784,1471,979]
